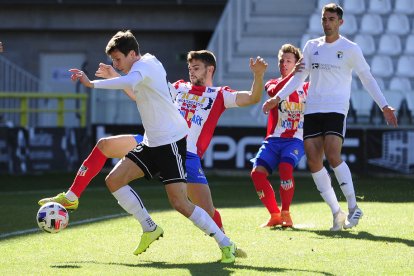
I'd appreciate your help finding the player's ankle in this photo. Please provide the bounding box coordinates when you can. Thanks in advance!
[65,190,78,202]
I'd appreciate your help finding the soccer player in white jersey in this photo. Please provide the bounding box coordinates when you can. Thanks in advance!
[39,49,266,261]
[263,3,398,231]
[251,44,307,228]
[54,30,242,263]
[39,30,266,262]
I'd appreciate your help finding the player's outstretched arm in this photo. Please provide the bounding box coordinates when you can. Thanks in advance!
[95,63,136,101]
[69,69,94,88]
[235,56,268,107]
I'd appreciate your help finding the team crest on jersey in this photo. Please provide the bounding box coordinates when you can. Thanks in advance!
[294,149,299,155]
[337,51,343,59]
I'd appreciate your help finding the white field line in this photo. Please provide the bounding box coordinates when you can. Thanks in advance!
[0,213,127,239]
[0,187,109,196]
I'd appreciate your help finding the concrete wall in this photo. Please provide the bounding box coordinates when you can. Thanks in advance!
[0,2,225,82]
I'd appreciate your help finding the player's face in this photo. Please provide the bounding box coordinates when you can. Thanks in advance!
[321,11,342,37]
[279,52,297,78]
[109,50,135,74]
[188,59,211,86]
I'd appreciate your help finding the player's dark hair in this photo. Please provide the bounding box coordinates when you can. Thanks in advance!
[278,44,302,62]
[105,30,140,56]
[323,3,344,19]
[187,50,216,76]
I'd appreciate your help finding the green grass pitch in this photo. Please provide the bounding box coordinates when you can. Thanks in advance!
[0,173,413,275]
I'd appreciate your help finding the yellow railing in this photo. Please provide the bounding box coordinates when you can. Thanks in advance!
[0,92,88,127]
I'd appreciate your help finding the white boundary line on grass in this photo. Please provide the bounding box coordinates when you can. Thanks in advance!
[0,213,127,239]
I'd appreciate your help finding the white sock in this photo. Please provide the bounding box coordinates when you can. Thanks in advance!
[112,185,156,232]
[312,167,340,215]
[189,205,231,248]
[65,190,78,202]
[333,161,357,210]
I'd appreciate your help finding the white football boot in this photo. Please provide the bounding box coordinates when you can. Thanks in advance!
[344,207,363,229]
[330,209,347,231]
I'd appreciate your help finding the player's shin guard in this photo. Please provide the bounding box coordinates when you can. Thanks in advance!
[278,162,295,211]
[333,161,357,210]
[312,167,340,214]
[112,185,156,232]
[212,209,225,233]
[251,170,280,214]
[69,146,107,197]
[189,205,230,247]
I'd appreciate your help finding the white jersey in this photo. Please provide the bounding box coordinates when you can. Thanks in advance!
[171,80,238,157]
[92,54,188,147]
[302,36,370,115]
[277,35,376,116]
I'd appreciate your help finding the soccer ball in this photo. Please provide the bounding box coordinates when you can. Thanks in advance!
[36,202,69,233]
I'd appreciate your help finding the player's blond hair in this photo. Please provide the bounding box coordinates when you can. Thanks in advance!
[278,44,302,62]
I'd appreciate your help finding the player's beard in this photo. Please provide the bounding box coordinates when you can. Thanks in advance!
[191,72,207,86]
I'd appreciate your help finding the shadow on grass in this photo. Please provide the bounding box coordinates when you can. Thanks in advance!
[53,260,335,276]
[290,228,414,247]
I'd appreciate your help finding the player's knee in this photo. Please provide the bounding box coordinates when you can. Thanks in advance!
[96,137,109,152]
[325,153,342,168]
[105,173,122,192]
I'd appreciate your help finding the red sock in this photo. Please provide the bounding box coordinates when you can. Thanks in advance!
[69,146,107,197]
[212,209,225,233]
[278,162,295,211]
[251,170,280,214]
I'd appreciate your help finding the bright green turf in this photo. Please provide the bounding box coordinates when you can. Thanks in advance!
[0,173,413,275]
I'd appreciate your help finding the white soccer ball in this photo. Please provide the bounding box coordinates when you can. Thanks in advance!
[36,202,69,233]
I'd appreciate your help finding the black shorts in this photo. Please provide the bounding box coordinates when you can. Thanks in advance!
[303,113,346,140]
[126,137,187,185]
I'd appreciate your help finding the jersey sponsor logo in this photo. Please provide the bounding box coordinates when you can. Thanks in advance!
[279,100,305,114]
[311,63,340,71]
[337,51,343,59]
[206,87,216,93]
[177,93,213,126]
[280,119,304,129]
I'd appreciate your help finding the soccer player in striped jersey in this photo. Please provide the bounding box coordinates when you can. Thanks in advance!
[251,44,307,228]
[263,4,398,231]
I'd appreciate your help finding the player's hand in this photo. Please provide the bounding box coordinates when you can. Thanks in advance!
[69,69,93,88]
[382,105,398,127]
[293,57,305,74]
[262,96,280,114]
[250,56,268,76]
[95,63,120,79]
